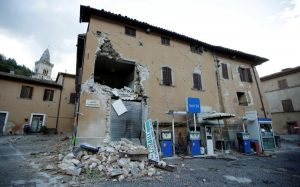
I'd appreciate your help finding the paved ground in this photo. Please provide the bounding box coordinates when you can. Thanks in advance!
[0,135,299,187]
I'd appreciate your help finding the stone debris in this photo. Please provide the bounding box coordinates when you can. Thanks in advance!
[57,138,167,181]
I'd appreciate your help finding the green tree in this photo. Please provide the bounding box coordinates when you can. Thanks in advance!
[0,53,33,76]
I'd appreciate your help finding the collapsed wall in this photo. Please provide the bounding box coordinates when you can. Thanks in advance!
[76,31,149,145]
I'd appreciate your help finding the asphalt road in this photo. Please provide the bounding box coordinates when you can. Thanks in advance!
[0,135,299,187]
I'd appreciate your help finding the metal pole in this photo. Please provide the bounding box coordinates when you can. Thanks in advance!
[172,114,175,156]
[193,113,196,131]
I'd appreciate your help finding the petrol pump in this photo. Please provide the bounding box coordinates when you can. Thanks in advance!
[188,131,201,156]
[236,132,251,153]
[245,111,275,152]
[160,130,173,157]
[205,126,214,155]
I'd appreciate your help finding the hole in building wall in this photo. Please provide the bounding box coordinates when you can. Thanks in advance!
[94,55,135,89]
[237,92,248,106]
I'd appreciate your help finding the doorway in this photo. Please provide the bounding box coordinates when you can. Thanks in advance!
[30,114,45,132]
[0,112,8,135]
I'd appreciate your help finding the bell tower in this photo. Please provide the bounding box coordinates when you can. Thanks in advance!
[32,48,54,80]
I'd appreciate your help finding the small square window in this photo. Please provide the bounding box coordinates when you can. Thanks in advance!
[69,93,76,104]
[43,89,54,101]
[190,45,203,54]
[161,36,170,46]
[20,86,33,99]
[125,26,136,37]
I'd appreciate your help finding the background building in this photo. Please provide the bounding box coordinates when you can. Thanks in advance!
[261,66,300,134]
[0,49,76,135]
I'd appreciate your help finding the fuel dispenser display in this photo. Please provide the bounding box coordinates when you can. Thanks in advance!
[237,132,251,153]
[188,131,201,156]
[160,130,173,157]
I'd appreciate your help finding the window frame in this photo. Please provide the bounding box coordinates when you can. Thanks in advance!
[161,36,170,46]
[161,66,173,86]
[20,85,33,99]
[43,89,54,101]
[192,73,203,90]
[125,26,136,37]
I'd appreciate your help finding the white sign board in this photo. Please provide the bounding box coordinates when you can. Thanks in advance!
[145,119,160,162]
[85,99,100,108]
[112,99,127,116]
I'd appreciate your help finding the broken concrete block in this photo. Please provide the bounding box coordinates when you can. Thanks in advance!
[130,162,140,177]
[147,168,156,176]
[71,159,81,166]
[82,155,90,160]
[45,164,55,170]
[117,158,130,167]
[109,168,123,177]
[98,165,105,172]
[139,161,145,170]
[105,147,115,153]
[58,154,64,161]
[58,163,81,176]
[64,153,74,160]
[118,175,125,181]
[89,162,97,169]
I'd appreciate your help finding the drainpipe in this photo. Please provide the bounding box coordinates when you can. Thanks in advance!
[212,54,225,113]
[55,74,64,134]
[251,65,267,117]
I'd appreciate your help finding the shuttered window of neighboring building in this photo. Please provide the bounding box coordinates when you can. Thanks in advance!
[238,67,252,82]
[278,79,288,89]
[222,63,229,79]
[193,73,203,90]
[162,67,172,86]
[20,86,33,99]
[282,99,294,112]
[161,36,170,46]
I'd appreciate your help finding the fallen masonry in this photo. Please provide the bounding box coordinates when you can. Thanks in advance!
[57,138,174,181]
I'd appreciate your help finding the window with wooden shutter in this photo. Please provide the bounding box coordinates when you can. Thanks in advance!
[43,89,54,101]
[238,67,252,82]
[278,79,288,89]
[222,63,229,79]
[282,99,294,112]
[162,67,172,86]
[193,73,202,90]
[20,86,33,99]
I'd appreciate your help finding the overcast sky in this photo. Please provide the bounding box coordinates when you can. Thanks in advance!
[0,0,299,79]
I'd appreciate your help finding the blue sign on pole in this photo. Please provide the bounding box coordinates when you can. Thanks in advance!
[187,97,201,113]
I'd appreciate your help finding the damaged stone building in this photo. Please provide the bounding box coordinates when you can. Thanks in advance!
[75,5,270,146]
[0,49,76,135]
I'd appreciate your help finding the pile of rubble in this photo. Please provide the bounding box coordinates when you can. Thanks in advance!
[58,139,164,181]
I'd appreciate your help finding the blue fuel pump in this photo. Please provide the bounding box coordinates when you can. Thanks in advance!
[160,130,173,157]
[237,132,251,153]
[188,131,201,156]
